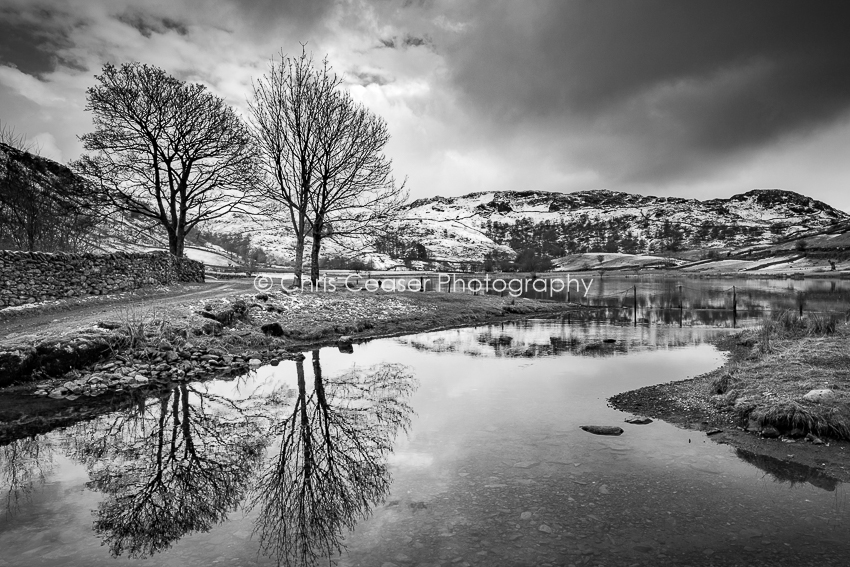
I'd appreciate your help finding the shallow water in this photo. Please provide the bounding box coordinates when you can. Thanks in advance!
[2,320,849,566]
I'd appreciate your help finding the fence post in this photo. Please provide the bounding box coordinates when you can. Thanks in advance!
[679,284,683,328]
[633,285,637,327]
[732,285,737,328]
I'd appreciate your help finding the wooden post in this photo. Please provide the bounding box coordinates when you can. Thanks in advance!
[679,284,683,328]
[633,285,637,327]
[732,285,737,328]
[799,291,804,317]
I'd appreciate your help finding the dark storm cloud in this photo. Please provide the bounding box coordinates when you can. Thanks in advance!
[351,70,392,86]
[116,12,190,38]
[0,8,71,75]
[378,35,430,49]
[442,0,850,178]
[225,0,335,33]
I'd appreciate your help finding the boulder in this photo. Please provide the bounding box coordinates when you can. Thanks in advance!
[338,335,353,346]
[261,322,285,337]
[802,389,836,403]
[580,425,624,436]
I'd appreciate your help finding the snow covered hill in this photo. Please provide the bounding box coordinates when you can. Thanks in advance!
[391,189,847,262]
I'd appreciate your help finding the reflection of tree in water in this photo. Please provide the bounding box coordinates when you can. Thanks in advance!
[1,437,54,516]
[251,351,416,566]
[63,384,267,558]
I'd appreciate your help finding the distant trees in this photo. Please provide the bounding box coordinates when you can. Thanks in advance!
[514,249,554,272]
[75,63,258,257]
[0,135,99,252]
[373,229,430,266]
[482,249,514,272]
[249,49,406,286]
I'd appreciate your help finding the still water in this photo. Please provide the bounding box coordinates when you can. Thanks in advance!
[2,320,850,566]
[415,273,850,327]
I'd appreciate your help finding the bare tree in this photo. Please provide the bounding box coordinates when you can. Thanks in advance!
[249,50,339,286]
[74,63,259,257]
[249,51,407,285]
[307,85,407,284]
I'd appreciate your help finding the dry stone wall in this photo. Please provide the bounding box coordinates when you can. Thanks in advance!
[0,250,204,308]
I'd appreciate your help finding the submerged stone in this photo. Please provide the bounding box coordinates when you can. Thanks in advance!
[580,425,624,436]
[625,416,653,425]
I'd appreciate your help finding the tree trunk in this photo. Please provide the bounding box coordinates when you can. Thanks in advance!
[293,236,305,288]
[168,232,185,257]
[309,231,322,286]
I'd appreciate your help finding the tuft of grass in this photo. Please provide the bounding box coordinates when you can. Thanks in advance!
[747,402,850,441]
[708,372,739,395]
[762,309,843,339]
[108,306,190,352]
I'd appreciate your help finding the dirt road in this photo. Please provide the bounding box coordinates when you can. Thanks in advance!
[0,280,256,339]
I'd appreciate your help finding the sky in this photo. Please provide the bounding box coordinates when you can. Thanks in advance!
[1,0,850,211]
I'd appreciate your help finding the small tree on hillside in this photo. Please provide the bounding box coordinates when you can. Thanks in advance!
[75,63,259,257]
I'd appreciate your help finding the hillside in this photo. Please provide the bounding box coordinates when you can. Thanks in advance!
[395,189,847,264]
[4,141,847,272]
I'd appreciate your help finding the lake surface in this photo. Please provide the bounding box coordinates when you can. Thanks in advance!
[2,318,850,566]
[335,273,850,327]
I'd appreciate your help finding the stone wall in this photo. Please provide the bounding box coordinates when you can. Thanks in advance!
[0,250,204,308]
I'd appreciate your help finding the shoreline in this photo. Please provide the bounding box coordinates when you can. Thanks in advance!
[609,323,850,485]
[0,290,589,443]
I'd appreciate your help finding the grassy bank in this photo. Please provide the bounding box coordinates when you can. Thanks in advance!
[707,311,850,439]
[610,309,850,481]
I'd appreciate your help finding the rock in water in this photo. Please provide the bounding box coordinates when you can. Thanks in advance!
[580,425,624,436]
[625,416,653,425]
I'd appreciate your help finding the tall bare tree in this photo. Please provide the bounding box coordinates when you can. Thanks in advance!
[307,88,407,284]
[249,51,407,285]
[249,50,339,286]
[74,63,259,257]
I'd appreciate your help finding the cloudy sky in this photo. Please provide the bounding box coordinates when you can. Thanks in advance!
[2,0,850,210]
